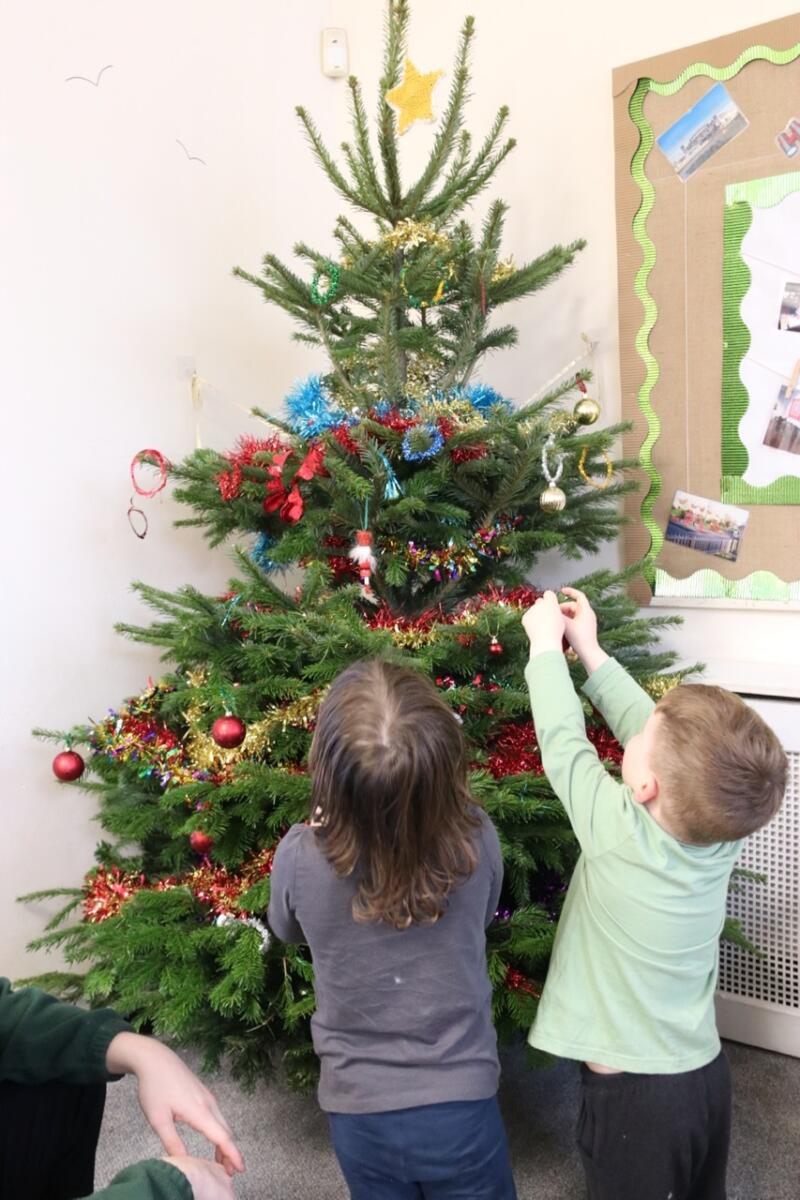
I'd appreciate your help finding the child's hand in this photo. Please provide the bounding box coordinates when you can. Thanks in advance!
[559,587,607,674]
[106,1032,244,1176]
[163,1156,236,1199]
[522,591,565,658]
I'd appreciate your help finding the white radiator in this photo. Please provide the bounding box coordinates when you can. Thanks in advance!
[716,697,800,1057]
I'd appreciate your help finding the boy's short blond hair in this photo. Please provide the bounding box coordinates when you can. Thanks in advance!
[653,684,787,845]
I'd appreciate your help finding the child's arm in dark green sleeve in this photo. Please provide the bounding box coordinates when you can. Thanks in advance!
[0,978,129,1085]
[85,1160,193,1200]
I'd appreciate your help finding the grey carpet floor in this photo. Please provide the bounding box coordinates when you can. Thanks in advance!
[96,1040,799,1199]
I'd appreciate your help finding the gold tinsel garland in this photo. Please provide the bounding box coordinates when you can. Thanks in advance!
[183,691,325,775]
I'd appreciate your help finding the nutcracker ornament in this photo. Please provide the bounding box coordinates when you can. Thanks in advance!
[348,530,378,601]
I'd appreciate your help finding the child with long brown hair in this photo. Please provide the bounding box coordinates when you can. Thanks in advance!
[268,659,517,1200]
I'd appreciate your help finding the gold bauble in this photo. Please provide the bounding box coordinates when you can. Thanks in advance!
[548,411,578,436]
[573,395,601,426]
[540,484,567,513]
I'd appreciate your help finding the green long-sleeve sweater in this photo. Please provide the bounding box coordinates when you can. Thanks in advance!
[0,978,192,1200]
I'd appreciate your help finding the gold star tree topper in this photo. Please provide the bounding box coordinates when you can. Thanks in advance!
[385,58,443,134]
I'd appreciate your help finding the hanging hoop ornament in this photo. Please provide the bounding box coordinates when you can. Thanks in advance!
[400,266,450,310]
[130,449,169,497]
[127,496,148,539]
[578,446,613,490]
[311,260,340,306]
[540,432,567,512]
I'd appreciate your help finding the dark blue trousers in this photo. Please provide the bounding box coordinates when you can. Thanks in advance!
[328,1095,518,1199]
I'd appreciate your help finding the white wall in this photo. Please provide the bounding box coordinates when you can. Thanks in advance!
[4,0,800,978]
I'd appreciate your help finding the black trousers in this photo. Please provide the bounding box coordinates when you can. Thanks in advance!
[576,1051,732,1200]
[0,1079,106,1200]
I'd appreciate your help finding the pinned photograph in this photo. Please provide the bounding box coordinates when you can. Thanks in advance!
[656,83,748,181]
[763,381,800,455]
[776,117,800,158]
[778,282,800,332]
[665,491,749,562]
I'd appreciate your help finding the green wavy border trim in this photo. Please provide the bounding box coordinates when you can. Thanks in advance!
[721,170,800,500]
[720,197,753,480]
[655,567,800,601]
[628,41,800,598]
[726,172,800,206]
[722,474,800,503]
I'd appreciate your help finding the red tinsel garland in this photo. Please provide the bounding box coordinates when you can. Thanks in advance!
[83,847,274,924]
[216,435,290,501]
[487,719,622,779]
[505,966,542,999]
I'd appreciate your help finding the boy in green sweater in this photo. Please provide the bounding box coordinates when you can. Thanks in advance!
[522,588,787,1200]
[0,977,244,1199]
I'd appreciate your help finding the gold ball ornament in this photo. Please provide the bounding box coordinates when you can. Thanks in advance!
[548,411,578,436]
[540,484,567,513]
[573,395,601,426]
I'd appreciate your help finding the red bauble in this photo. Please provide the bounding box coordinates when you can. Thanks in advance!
[52,750,85,782]
[190,830,214,855]
[489,637,503,656]
[211,715,246,749]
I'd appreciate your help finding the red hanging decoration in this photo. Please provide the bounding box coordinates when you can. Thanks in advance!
[189,830,214,856]
[52,749,85,782]
[479,274,487,317]
[489,636,503,656]
[211,715,247,749]
[130,450,170,497]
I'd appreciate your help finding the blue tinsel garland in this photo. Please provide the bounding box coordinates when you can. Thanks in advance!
[284,375,347,436]
[402,423,444,462]
[251,532,279,573]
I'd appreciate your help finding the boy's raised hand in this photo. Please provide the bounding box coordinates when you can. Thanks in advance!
[559,587,607,674]
[522,591,565,659]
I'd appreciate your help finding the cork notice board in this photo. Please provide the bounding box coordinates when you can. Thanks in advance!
[613,14,800,604]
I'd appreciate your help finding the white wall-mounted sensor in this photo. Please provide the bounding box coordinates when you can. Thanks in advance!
[321,28,348,78]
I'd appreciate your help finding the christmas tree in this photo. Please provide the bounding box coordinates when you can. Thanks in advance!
[25,1,683,1089]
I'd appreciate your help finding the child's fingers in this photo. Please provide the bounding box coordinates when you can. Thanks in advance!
[151,1115,188,1158]
[560,586,584,601]
[187,1108,245,1174]
[559,602,578,617]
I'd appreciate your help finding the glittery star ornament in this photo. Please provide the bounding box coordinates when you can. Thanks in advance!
[385,58,443,134]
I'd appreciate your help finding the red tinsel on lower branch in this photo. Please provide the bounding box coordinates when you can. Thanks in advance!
[83,847,274,924]
[487,720,622,779]
[505,966,542,999]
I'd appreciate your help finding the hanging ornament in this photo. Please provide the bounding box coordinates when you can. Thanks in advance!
[379,452,402,499]
[211,715,247,749]
[130,449,170,497]
[479,274,487,316]
[400,266,450,310]
[127,496,148,540]
[540,432,567,512]
[349,530,377,601]
[578,446,614,490]
[384,58,444,135]
[310,260,340,306]
[491,256,516,283]
[52,749,85,782]
[402,423,445,461]
[489,636,503,656]
[190,830,214,855]
[215,912,271,953]
[573,395,601,426]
